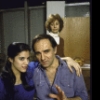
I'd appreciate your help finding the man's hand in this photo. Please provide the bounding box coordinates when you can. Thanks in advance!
[49,84,82,100]
[49,84,68,100]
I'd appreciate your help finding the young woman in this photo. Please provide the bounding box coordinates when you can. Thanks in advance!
[45,14,81,75]
[0,42,36,100]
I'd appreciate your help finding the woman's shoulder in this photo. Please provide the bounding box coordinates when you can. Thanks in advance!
[0,78,5,91]
[26,61,39,85]
[0,78,6,99]
[27,61,39,77]
[0,77,3,84]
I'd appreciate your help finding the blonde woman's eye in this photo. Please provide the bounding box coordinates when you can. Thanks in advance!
[51,23,54,26]
[56,23,59,25]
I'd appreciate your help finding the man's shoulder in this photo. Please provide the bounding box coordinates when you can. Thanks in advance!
[56,55,69,67]
[28,61,39,69]
[33,64,41,72]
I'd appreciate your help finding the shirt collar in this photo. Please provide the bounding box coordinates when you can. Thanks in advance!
[47,32,59,37]
[38,55,65,70]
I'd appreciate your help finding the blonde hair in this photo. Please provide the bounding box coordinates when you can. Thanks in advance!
[45,14,64,32]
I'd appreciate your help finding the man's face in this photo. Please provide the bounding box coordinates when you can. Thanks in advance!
[34,39,57,68]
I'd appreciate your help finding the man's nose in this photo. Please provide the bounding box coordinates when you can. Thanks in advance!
[41,53,45,60]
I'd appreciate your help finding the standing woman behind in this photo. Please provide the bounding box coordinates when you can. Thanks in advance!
[0,42,35,100]
[45,14,64,57]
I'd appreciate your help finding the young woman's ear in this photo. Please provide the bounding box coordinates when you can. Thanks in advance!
[8,57,13,63]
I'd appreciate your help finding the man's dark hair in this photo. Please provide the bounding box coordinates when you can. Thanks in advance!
[32,34,57,52]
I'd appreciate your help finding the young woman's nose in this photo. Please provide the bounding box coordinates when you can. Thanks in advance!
[25,59,29,65]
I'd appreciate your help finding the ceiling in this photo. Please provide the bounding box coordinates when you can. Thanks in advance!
[0,0,91,10]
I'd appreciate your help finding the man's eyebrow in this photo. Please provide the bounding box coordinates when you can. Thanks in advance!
[35,49,50,53]
[43,49,50,52]
[34,51,41,54]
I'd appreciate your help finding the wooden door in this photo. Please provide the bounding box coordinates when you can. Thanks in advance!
[60,17,90,62]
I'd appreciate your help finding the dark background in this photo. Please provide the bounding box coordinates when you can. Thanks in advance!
[0,0,91,9]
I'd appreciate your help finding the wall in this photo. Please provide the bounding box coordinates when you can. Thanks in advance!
[3,10,25,53]
[29,7,46,48]
[0,6,45,54]
[0,13,4,53]
[46,1,65,18]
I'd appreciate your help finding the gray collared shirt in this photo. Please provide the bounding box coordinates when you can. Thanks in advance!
[33,56,88,100]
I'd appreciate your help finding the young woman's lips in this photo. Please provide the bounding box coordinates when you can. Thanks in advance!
[22,66,28,69]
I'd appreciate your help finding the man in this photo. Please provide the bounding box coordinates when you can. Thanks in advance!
[32,34,88,100]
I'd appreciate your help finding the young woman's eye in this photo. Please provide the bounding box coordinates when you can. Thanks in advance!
[19,57,24,60]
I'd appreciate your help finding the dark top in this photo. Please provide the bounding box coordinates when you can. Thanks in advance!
[0,61,39,100]
[56,37,65,57]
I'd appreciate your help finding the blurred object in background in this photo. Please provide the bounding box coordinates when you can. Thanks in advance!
[29,52,37,61]
[0,53,6,72]
[74,57,84,66]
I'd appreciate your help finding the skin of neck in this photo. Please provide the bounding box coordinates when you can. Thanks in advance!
[44,56,59,71]
[11,66,21,83]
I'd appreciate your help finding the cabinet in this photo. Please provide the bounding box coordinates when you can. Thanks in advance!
[82,67,90,100]
[60,17,90,61]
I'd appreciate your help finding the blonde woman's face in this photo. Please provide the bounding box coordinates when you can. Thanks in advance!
[50,20,60,33]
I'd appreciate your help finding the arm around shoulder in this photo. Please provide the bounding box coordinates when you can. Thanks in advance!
[61,57,82,76]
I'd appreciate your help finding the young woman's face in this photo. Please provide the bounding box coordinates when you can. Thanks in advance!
[50,20,60,33]
[10,51,30,73]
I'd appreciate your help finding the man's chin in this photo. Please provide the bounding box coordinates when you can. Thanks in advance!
[41,64,48,68]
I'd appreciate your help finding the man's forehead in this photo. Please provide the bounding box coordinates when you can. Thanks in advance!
[35,39,51,45]
[34,39,52,50]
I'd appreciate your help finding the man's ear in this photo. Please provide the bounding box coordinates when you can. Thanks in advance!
[54,46,57,54]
